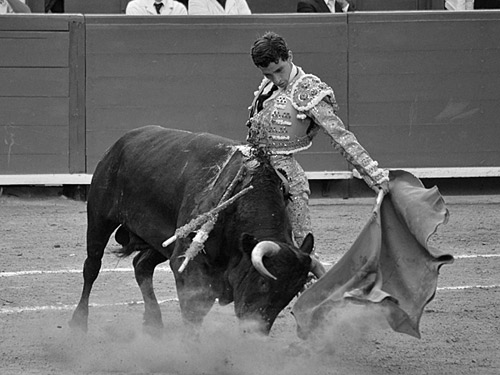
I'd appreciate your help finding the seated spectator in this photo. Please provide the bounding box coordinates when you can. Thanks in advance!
[177,0,188,8]
[474,0,500,8]
[126,0,188,15]
[0,0,31,13]
[297,0,355,13]
[188,0,251,15]
[45,0,64,13]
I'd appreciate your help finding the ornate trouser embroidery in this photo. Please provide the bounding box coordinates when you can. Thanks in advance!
[270,154,311,246]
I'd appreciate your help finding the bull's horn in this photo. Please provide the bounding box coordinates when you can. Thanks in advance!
[251,241,280,280]
[310,257,326,279]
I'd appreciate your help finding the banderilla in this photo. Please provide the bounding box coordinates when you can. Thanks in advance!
[161,185,254,248]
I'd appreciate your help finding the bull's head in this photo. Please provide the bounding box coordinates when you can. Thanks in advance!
[228,232,321,334]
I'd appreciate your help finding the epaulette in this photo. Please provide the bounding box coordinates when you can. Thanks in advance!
[291,74,335,112]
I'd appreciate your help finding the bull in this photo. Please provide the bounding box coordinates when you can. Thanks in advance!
[70,126,322,334]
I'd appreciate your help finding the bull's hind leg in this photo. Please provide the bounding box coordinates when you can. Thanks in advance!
[133,248,167,335]
[69,218,118,332]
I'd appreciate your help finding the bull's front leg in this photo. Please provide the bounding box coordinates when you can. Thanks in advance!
[171,257,216,331]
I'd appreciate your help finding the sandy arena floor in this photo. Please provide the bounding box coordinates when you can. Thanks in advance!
[0,193,499,375]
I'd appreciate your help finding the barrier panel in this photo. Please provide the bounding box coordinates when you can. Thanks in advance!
[348,11,500,171]
[0,15,85,177]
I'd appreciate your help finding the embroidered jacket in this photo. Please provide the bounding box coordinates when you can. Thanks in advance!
[247,66,388,187]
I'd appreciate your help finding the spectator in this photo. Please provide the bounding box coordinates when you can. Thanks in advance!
[177,0,188,9]
[297,0,355,13]
[188,0,251,15]
[0,0,31,13]
[45,0,64,13]
[474,0,500,8]
[126,0,188,15]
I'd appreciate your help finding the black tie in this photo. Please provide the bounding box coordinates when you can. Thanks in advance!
[256,84,278,113]
[153,2,163,14]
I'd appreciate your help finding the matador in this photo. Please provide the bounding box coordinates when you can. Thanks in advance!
[247,32,389,247]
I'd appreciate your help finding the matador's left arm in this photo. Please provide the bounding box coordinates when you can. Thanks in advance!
[291,73,388,188]
[308,101,388,188]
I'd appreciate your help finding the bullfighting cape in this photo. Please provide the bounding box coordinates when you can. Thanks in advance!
[292,170,454,339]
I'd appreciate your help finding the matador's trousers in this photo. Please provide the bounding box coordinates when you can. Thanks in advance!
[270,154,311,246]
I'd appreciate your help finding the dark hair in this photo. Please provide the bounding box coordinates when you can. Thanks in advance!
[251,31,290,68]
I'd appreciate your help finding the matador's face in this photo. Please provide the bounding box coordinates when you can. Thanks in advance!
[258,57,293,90]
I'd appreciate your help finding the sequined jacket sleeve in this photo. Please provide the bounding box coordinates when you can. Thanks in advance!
[309,100,388,187]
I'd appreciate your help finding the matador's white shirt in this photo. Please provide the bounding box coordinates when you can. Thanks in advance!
[188,0,251,15]
[126,0,187,15]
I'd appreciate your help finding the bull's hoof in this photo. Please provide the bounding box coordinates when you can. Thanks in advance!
[142,325,164,339]
[180,325,201,343]
[142,322,164,339]
[68,317,88,333]
[68,309,88,333]
[285,341,312,357]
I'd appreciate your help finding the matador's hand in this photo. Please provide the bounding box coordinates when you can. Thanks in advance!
[372,180,390,194]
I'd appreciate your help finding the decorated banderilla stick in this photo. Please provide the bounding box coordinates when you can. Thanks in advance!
[161,185,254,248]
[173,164,251,273]
[374,188,385,211]
[162,163,247,248]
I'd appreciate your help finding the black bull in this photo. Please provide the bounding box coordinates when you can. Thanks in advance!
[70,126,320,334]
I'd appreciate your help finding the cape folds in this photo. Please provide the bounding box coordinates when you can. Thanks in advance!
[292,170,454,339]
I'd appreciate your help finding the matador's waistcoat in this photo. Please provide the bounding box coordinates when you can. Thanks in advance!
[246,66,388,187]
[247,68,337,154]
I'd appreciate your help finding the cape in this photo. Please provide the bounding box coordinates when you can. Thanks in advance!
[292,170,454,339]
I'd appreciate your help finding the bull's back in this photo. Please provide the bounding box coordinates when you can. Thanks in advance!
[95,125,236,178]
[111,126,237,164]
[89,126,241,222]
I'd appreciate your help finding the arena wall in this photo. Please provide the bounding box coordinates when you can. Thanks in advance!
[0,15,85,178]
[1,11,500,187]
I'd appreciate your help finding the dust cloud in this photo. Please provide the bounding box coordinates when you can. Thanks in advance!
[40,303,390,375]
[300,303,393,356]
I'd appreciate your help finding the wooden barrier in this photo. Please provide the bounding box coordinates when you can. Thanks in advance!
[0,15,85,177]
[84,14,349,172]
[1,11,500,186]
[348,11,500,170]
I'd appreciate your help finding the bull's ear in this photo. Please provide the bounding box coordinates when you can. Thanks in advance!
[240,233,258,254]
[300,233,314,254]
